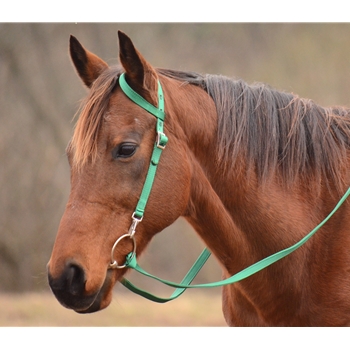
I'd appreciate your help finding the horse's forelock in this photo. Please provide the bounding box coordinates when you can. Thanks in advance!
[70,67,122,169]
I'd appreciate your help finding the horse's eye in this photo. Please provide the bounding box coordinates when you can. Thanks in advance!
[112,143,137,159]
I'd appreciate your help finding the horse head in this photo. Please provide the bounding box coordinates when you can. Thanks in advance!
[47,31,193,313]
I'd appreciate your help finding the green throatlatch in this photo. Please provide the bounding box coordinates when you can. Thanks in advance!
[118,72,350,303]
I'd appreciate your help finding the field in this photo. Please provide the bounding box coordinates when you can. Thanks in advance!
[0,290,226,327]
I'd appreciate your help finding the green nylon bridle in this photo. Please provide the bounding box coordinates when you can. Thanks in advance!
[109,72,350,303]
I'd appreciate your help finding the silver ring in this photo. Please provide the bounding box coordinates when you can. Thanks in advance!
[109,234,136,269]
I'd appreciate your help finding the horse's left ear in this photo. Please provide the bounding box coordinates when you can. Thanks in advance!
[118,30,159,105]
[69,35,109,88]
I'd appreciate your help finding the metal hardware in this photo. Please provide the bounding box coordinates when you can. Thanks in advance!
[129,213,143,238]
[109,214,142,269]
[156,131,168,150]
[109,233,136,269]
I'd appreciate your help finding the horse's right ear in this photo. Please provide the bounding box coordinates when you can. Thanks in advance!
[69,35,108,88]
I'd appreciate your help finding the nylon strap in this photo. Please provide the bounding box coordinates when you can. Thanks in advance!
[121,248,211,303]
[118,73,168,219]
[122,186,350,302]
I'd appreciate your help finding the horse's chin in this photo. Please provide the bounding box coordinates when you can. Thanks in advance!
[76,288,113,314]
[75,270,116,314]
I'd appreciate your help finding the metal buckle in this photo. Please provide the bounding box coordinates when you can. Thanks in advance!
[156,132,168,150]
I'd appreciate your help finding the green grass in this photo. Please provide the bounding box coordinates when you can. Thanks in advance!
[0,291,226,327]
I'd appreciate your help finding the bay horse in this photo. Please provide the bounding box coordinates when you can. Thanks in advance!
[47,30,350,326]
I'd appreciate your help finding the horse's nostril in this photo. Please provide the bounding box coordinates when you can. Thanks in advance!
[66,263,86,296]
[48,261,99,311]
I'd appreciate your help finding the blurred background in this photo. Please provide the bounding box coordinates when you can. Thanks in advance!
[1,23,350,324]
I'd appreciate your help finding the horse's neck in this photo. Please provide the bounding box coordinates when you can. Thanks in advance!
[168,78,316,273]
[167,78,350,325]
[165,79,256,271]
[183,154,253,273]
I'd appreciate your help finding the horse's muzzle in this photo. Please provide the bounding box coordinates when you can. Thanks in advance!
[47,261,105,313]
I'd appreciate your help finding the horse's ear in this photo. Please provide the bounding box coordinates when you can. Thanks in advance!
[69,35,109,88]
[118,30,158,104]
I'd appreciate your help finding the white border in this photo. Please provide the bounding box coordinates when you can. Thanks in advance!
[2,1,349,22]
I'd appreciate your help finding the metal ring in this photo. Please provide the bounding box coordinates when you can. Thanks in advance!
[109,233,136,269]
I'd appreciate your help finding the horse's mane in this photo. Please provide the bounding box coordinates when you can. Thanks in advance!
[71,66,350,192]
[160,68,350,192]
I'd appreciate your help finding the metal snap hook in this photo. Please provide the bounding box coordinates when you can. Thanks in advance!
[129,213,143,238]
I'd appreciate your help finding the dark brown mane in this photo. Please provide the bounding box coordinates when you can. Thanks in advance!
[160,69,350,191]
[72,66,350,190]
